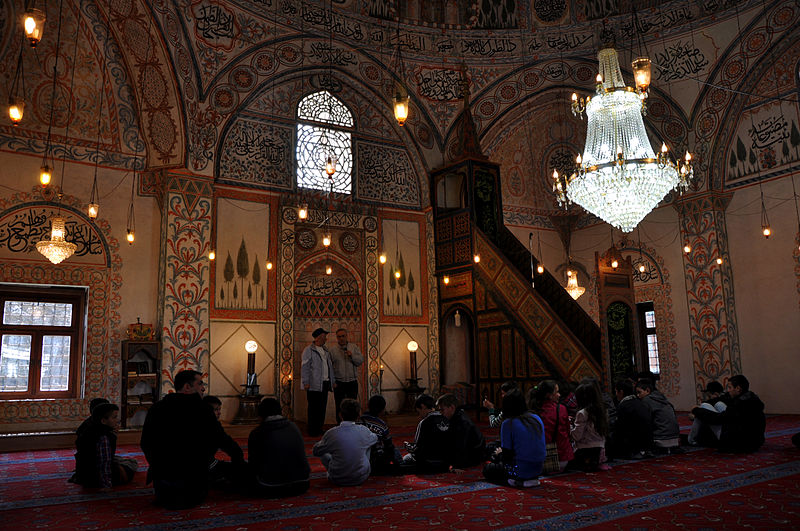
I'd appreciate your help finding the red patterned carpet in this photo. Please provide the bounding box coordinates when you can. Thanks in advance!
[1,415,799,530]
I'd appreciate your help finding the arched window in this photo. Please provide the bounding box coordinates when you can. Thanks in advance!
[296,91,353,194]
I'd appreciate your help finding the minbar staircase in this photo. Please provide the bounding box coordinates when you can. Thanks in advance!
[433,157,602,397]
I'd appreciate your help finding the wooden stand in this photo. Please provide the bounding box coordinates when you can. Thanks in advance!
[121,340,161,428]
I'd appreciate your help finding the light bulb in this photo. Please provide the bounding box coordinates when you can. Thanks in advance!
[8,100,23,125]
[685,151,692,162]
[23,9,45,47]
[762,226,771,238]
[611,259,619,268]
[208,250,215,260]
[638,264,646,273]
[683,243,691,253]
[716,257,723,265]
[473,254,480,263]
[379,253,387,264]
[39,165,52,186]
[87,203,99,219]
[126,230,135,244]
[537,264,544,274]
[661,143,668,153]
[394,270,401,279]
[266,261,273,270]
[567,270,573,277]
[298,203,308,220]
[443,276,450,285]
[322,233,331,247]
[325,156,336,176]
[325,264,332,275]
[576,154,582,165]
[596,73,603,83]
[393,91,410,126]
[571,92,577,102]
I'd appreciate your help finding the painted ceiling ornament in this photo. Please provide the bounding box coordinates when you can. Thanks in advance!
[554,38,693,232]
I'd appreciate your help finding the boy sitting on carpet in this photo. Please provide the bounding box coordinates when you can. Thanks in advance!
[402,394,450,473]
[202,395,246,488]
[248,397,310,497]
[70,403,137,489]
[636,379,680,453]
[690,374,765,453]
[313,398,378,486]
[75,397,109,440]
[357,395,402,475]
[437,393,486,470]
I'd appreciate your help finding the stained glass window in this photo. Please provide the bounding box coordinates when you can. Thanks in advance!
[296,91,353,194]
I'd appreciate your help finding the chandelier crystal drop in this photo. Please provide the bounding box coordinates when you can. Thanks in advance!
[36,216,77,264]
[559,46,693,233]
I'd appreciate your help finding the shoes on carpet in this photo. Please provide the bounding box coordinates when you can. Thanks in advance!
[598,464,612,471]
[508,478,540,488]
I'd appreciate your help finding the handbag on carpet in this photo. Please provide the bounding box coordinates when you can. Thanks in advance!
[541,406,561,475]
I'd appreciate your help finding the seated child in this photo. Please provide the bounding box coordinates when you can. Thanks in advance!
[482,389,545,488]
[313,398,378,486]
[402,394,450,473]
[357,395,402,475]
[688,381,727,446]
[437,393,486,470]
[567,383,608,472]
[607,378,653,459]
[529,380,573,472]
[636,379,680,452]
[71,403,137,488]
[691,374,765,453]
[203,395,246,487]
[248,397,310,497]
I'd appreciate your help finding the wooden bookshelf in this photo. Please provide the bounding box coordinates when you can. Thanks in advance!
[121,341,161,428]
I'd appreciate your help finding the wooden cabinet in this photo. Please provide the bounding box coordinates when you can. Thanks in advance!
[121,340,161,428]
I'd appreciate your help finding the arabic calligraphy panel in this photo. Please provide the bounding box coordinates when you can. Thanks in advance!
[219,119,293,189]
[356,142,420,207]
[0,207,107,267]
[725,101,800,189]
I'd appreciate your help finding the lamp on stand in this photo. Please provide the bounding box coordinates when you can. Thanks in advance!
[403,340,425,411]
[232,340,263,424]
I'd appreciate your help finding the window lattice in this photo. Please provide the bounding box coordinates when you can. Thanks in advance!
[647,334,660,373]
[296,91,354,194]
[297,91,353,127]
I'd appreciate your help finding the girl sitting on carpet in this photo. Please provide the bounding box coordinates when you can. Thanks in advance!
[566,383,609,472]
[483,389,546,488]
[530,380,573,472]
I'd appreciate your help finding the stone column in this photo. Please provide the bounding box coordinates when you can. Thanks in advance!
[676,193,741,401]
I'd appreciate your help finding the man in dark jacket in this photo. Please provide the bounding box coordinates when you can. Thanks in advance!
[437,393,486,470]
[636,379,680,452]
[608,379,653,459]
[691,374,765,453]
[248,397,310,497]
[141,370,244,509]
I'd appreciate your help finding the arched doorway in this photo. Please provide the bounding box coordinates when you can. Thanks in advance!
[292,258,363,424]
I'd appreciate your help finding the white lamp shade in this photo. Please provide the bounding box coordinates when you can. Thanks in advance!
[245,340,258,353]
[407,340,418,352]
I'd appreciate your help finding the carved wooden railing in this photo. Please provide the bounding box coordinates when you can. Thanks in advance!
[474,228,602,379]
[487,226,602,364]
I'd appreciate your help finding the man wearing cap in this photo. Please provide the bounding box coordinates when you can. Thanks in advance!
[301,328,337,436]
[329,328,363,422]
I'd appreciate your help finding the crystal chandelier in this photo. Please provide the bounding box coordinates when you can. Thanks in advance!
[36,216,77,264]
[565,270,585,300]
[554,45,693,232]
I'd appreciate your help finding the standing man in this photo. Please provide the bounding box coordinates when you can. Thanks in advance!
[301,328,336,436]
[329,328,363,422]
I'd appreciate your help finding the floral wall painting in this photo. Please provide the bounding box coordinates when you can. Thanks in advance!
[382,219,422,317]
[215,198,269,312]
